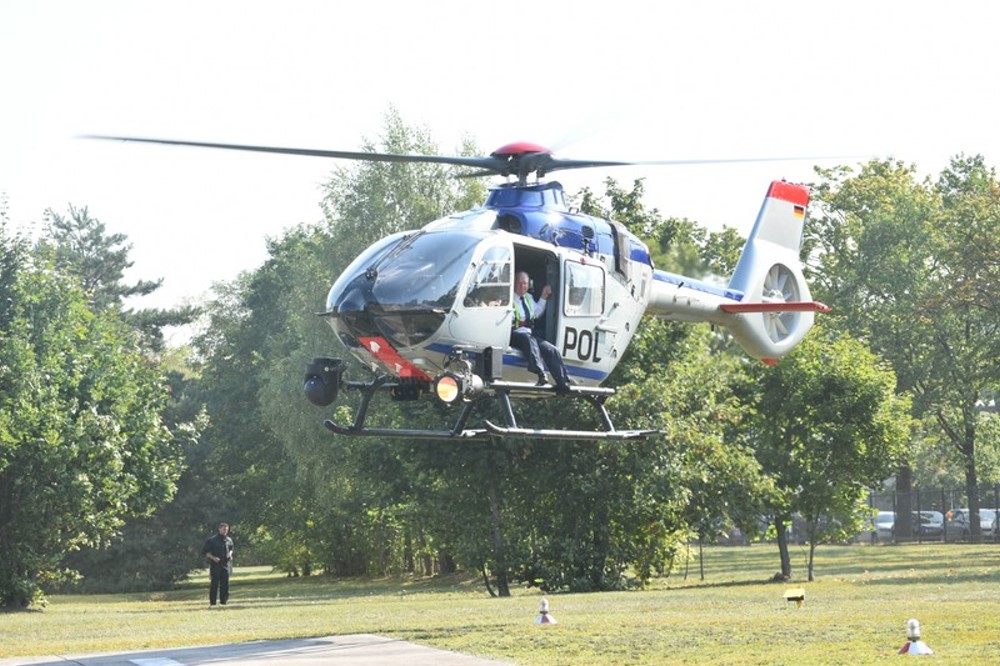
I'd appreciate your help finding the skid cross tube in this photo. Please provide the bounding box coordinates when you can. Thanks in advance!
[321,375,659,441]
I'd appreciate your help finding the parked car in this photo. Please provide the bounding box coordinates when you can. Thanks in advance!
[947,508,998,538]
[874,511,895,542]
[875,511,944,540]
[912,510,944,537]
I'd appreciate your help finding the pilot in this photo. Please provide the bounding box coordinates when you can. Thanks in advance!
[511,271,572,392]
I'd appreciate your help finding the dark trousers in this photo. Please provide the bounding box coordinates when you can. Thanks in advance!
[510,329,570,386]
[209,565,230,605]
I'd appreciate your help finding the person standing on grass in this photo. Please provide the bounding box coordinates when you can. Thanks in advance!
[202,522,234,607]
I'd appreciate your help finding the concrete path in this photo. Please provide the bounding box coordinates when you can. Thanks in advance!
[0,634,512,665]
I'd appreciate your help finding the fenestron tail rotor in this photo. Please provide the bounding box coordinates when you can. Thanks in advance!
[760,264,799,343]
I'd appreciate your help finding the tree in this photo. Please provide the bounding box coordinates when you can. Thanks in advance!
[809,156,1000,538]
[573,179,769,585]
[58,375,208,594]
[38,205,198,350]
[0,225,183,607]
[612,325,773,581]
[194,108,488,584]
[28,205,207,592]
[202,118,712,595]
[191,115,806,595]
[738,327,912,580]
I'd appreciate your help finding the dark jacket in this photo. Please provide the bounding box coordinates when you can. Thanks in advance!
[202,533,233,570]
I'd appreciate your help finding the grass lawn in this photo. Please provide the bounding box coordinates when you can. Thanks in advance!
[2,543,1000,664]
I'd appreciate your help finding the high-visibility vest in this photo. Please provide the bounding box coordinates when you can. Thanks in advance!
[513,294,534,327]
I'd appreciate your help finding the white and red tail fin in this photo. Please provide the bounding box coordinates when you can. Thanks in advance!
[728,181,809,289]
[724,181,822,360]
[645,180,826,362]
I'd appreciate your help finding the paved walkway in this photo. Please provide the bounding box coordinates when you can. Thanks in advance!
[0,634,512,666]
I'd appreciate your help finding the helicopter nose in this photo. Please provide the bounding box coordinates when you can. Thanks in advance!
[325,229,478,351]
[326,281,379,345]
[325,277,449,351]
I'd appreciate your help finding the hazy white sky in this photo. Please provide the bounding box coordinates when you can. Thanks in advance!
[3,1,999,324]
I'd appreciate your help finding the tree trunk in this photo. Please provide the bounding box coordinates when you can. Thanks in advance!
[437,551,456,575]
[699,538,705,581]
[403,531,414,574]
[964,440,981,542]
[485,460,510,597]
[481,564,496,598]
[895,465,913,540]
[590,504,610,590]
[807,541,816,582]
[775,516,792,580]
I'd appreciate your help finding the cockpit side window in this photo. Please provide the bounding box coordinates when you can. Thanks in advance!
[463,245,511,307]
[563,260,605,316]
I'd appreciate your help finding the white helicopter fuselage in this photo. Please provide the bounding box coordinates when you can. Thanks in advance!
[85,134,827,437]
[328,206,651,388]
[324,179,821,389]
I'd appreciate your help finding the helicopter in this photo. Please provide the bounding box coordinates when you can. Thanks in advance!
[87,136,830,440]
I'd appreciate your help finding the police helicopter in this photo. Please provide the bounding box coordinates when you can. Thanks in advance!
[87,136,830,440]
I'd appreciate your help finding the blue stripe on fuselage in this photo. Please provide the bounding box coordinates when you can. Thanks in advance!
[652,270,745,301]
[425,343,607,382]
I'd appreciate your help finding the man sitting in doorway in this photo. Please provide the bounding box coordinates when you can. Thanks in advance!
[511,271,572,392]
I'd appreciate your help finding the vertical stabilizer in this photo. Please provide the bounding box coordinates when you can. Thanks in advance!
[724,181,815,359]
[728,181,809,293]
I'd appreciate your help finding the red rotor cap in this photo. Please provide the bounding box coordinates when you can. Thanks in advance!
[491,142,550,157]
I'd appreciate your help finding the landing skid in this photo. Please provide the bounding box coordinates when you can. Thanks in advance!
[322,376,659,441]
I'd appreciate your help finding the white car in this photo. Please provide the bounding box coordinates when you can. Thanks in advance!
[874,511,895,542]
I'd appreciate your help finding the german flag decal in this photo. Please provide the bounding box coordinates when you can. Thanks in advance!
[793,205,805,218]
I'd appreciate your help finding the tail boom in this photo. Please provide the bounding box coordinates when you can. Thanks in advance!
[645,180,822,361]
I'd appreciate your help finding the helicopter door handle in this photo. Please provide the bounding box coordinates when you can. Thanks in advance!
[597,302,620,330]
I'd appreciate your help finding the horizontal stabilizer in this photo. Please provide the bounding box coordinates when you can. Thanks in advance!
[719,301,831,314]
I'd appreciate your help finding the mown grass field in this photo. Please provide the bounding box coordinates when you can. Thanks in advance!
[2,543,999,664]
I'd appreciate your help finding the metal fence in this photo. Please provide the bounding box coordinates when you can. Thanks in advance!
[867,487,1000,544]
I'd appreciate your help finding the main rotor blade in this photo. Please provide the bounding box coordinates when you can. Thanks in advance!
[514,154,857,174]
[82,134,859,181]
[81,135,502,171]
[624,155,858,167]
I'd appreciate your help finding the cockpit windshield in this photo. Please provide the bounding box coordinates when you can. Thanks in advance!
[371,231,482,310]
[325,230,487,350]
[327,231,410,311]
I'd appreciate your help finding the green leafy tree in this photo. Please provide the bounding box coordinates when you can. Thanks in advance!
[0,226,182,607]
[193,253,317,572]
[59,380,208,593]
[738,327,912,580]
[32,206,207,592]
[192,113,796,596]
[809,156,1000,537]
[534,178,774,587]
[611,326,772,582]
[194,108,486,584]
[38,205,198,350]
[217,117,698,595]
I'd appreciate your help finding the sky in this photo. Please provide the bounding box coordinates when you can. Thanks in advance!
[3,1,999,340]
